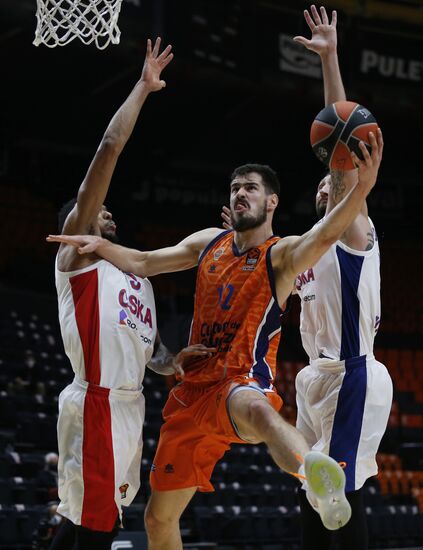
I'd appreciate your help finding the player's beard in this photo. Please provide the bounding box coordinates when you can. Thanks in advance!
[232,200,267,232]
[316,201,327,220]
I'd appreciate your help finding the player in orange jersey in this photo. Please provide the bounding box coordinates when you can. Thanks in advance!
[47,120,383,549]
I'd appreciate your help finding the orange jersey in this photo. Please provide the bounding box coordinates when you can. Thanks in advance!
[185,230,282,387]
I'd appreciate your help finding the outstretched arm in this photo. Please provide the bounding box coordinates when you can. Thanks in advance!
[294,5,345,106]
[295,5,375,251]
[272,130,383,304]
[47,227,223,277]
[64,37,174,236]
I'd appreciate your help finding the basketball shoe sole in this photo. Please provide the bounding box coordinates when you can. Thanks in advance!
[304,451,352,530]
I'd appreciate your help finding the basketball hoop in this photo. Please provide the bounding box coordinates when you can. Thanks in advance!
[33,0,124,50]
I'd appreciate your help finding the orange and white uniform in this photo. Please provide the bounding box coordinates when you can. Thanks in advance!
[150,230,284,492]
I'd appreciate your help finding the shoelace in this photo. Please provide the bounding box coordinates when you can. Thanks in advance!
[288,452,347,481]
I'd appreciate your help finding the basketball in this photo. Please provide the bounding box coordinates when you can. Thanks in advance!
[310,101,378,170]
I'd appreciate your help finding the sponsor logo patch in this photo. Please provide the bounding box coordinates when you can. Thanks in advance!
[119,310,128,325]
[214,248,225,261]
[119,310,152,344]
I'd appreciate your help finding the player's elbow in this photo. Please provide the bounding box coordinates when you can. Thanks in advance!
[316,232,338,250]
[127,261,148,278]
[99,135,123,157]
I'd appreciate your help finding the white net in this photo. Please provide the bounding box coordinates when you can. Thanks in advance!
[33,0,124,50]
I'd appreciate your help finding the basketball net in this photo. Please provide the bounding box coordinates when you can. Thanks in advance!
[33,0,124,49]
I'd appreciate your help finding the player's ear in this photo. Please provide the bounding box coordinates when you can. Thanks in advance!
[268,193,279,211]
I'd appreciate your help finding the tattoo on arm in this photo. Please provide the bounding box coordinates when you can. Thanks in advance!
[330,170,346,204]
[365,230,375,251]
[147,342,175,375]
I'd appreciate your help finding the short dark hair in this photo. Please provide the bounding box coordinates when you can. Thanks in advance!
[58,198,77,232]
[231,163,280,197]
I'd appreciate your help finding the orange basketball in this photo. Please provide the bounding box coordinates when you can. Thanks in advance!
[310,101,378,170]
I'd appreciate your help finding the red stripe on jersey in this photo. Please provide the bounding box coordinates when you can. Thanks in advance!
[70,269,101,385]
[81,384,117,531]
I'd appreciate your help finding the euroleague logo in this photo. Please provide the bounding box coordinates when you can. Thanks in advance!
[243,247,261,271]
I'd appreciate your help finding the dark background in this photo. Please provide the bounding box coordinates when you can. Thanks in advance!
[0,3,422,547]
[0,0,422,353]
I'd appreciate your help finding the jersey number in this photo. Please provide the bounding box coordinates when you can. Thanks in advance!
[218,284,234,311]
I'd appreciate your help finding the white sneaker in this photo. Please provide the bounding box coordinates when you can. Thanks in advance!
[304,451,352,531]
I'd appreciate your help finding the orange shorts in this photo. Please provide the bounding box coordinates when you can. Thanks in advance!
[150,375,283,492]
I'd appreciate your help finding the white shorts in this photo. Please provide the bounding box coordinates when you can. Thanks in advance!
[295,354,392,492]
[56,377,145,532]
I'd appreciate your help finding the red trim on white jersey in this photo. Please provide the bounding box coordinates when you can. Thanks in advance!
[70,269,101,385]
[81,384,117,531]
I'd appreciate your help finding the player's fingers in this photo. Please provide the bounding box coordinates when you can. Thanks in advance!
[158,43,172,57]
[359,140,371,164]
[377,127,384,153]
[146,38,152,57]
[331,10,337,27]
[173,363,184,377]
[185,345,217,354]
[350,151,362,169]
[371,130,383,165]
[78,244,92,255]
[188,344,216,351]
[158,44,172,61]
[46,235,72,244]
[310,5,323,26]
[368,131,378,156]
[160,53,174,70]
[222,205,231,215]
[320,6,329,25]
[303,10,316,31]
[152,36,161,57]
[188,350,214,356]
[222,222,232,230]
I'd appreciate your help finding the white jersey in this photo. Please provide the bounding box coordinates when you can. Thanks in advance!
[296,218,380,361]
[55,258,156,390]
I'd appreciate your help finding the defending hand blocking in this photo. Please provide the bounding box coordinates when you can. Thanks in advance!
[294,5,338,56]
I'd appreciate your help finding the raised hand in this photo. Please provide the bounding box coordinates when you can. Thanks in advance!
[294,5,337,56]
[140,37,174,92]
[46,234,103,255]
[351,128,384,194]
